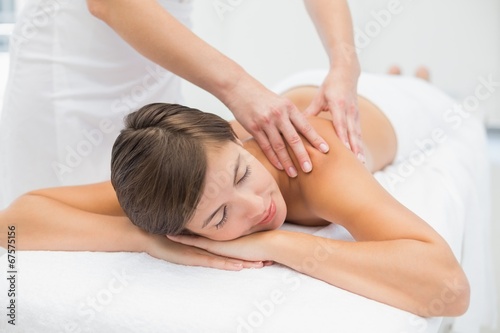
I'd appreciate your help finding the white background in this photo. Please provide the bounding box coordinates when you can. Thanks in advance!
[183,0,500,127]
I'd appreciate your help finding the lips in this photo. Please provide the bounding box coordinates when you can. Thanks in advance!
[257,200,276,226]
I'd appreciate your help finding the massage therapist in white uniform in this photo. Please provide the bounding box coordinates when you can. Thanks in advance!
[0,0,362,208]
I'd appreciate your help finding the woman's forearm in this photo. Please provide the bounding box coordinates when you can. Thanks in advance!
[266,230,469,317]
[0,195,268,271]
[0,194,149,252]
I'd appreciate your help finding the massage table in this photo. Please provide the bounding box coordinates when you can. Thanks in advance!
[0,72,495,333]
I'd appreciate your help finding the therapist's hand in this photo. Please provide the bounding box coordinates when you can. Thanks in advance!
[225,78,330,178]
[303,67,365,163]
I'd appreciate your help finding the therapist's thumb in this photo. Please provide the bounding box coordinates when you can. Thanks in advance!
[303,96,324,117]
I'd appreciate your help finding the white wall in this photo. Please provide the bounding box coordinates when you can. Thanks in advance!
[183,0,500,127]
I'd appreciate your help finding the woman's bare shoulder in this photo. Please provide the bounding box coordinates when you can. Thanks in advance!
[295,117,385,227]
[301,116,358,169]
[28,181,124,216]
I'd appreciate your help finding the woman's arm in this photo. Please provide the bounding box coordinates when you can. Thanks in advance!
[169,118,469,316]
[27,181,124,216]
[284,119,469,315]
[0,182,145,251]
[0,183,264,270]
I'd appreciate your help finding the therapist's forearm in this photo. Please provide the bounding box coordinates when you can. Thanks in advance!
[87,0,255,106]
[304,0,359,69]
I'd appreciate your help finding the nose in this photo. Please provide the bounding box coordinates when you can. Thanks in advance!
[236,190,265,221]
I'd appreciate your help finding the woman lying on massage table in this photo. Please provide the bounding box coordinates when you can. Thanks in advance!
[0,70,469,317]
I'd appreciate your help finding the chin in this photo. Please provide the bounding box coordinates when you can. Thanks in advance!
[268,207,286,231]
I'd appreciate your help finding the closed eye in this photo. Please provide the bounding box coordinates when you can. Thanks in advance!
[215,166,251,230]
[215,206,228,229]
[237,166,252,185]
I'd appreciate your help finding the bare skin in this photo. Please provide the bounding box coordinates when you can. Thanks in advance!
[86,0,363,176]
[231,88,396,172]
[0,70,469,316]
[172,98,469,316]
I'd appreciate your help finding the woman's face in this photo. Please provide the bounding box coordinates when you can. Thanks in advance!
[186,141,287,241]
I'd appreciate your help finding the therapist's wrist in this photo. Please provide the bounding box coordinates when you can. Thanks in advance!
[327,60,360,91]
[329,45,360,74]
[215,66,264,114]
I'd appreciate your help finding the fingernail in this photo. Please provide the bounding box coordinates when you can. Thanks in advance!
[344,141,351,150]
[357,153,366,164]
[232,263,243,269]
[276,161,284,170]
[302,161,312,173]
[319,143,329,153]
[288,166,298,178]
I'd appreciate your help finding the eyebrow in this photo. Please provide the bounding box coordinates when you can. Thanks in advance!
[201,153,241,228]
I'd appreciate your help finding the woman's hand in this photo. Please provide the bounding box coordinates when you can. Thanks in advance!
[166,230,277,263]
[304,67,365,163]
[225,77,330,178]
[145,233,267,271]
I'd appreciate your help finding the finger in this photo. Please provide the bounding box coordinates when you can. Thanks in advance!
[255,127,298,177]
[330,102,350,150]
[222,257,264,269]
[346,105,365,163]
[168,234,208,250]
[252,130,284,171]
[289,110,330,154]
[241,261,265,269]
[303,94,325,117]
[277,119,313,175]
[192,249,265,270]
[200,255,245,271]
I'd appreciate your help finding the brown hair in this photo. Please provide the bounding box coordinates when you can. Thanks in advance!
[111,103,238,235]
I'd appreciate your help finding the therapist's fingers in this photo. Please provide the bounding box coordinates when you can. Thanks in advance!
[287,110,330,168]
[253,127,303,178]
[228,86,329,176]
[251,129,289,175]
[254,111,328,177]
[303,89,364,163]
[345,102,365,163]
[303,92,325,117]
[330,101,350,150]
